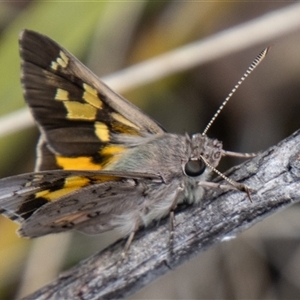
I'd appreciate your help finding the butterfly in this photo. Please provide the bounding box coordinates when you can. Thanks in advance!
[0,30,267,251]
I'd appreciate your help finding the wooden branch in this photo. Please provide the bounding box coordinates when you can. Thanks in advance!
[23,129,300,300]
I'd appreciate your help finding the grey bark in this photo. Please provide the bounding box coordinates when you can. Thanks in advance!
[23,129,300,300]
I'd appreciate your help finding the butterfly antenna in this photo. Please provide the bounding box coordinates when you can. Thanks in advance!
[202,47,269,136]
[199,154,252,202]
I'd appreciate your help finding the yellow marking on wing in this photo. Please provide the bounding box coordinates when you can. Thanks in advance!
[63,101,96,120]
[35,189,51,199]
[51,61,59,70]
[91,174,120,182]
[65,176,90,187]
[55,88,69,101]
[59,51,69,67]
[56,156,102,170]
[51,51,69,70]
[83,84,103,109]
[101,145,126,156]
[34,176,90,202]
[99,145,126,168]
[111,113,139,130]
[111,123,139,135]
[43,188,77,201]
[94,122,110,142]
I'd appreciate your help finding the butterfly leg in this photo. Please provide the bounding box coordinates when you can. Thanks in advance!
[169,210,175,253]
[122,231,136,260]
[168,185,184,253]
[200,181,252,202]
[121,231,136,261]
[222,150,258,158]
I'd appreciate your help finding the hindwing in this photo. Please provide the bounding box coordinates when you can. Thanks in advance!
[0,170,161,237]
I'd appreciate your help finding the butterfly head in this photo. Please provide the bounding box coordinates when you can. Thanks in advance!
[183,133,223,178]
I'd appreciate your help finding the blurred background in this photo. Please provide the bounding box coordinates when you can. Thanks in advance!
[0,1,300,299]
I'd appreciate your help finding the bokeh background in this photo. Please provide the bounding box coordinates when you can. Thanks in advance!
[0,1,300,299]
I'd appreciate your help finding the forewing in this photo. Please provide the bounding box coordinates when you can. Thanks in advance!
[19,30,165,171]
[0,170,161,237]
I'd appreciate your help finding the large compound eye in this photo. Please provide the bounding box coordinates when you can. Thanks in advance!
[184,159,206,177]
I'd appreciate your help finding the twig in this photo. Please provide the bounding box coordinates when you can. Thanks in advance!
[22,129,300,300]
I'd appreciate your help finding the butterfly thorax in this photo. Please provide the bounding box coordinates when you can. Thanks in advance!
[107,133,223,201]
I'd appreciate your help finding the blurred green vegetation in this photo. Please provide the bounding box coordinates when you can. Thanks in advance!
[0,1,300,299]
